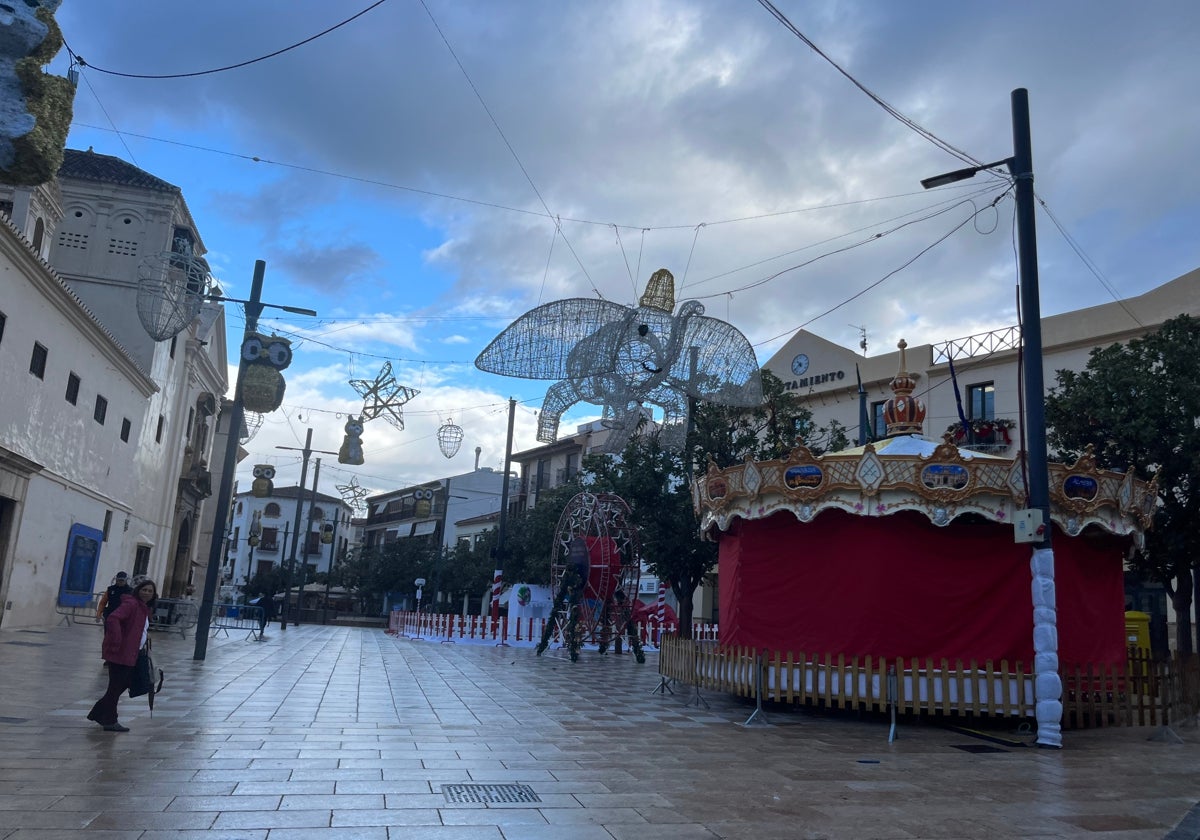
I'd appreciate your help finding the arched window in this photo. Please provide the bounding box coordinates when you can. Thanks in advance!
[32,218,45,254]
[264,502,281,518]
[236,501,243,515]
[311,506,324,520]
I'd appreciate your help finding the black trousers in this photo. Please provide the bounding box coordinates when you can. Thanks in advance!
[88,663,134,725]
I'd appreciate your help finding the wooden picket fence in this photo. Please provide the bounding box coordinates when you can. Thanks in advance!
[658,636,1200,730]
[1061,650,1200,729]
[386,610,720,646]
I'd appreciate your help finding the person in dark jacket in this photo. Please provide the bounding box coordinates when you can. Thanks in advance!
[94,571,131,620]
[87,577,156,732]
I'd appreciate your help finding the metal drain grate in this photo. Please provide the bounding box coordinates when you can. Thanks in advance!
[950,743,1009,754]
[441,783,541,804]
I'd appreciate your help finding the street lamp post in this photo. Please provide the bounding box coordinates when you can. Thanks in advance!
[920,88,1060,748]
[193,261,316,660]
[275,433,338,629]
[297,457,326,625]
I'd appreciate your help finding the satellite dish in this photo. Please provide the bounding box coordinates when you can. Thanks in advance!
[136,250,210,341]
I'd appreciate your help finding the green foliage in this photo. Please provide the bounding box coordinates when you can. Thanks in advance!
[4,8,72,186]
[689,369,813,469]
[501,483,578,585]
[1045,314,1200,651]
[244,565,287,602]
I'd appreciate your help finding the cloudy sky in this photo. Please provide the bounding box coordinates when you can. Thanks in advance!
[50,0,1200,500]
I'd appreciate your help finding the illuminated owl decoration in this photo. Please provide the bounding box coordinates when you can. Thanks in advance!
[338,415,365,465]
[414,487,434,518]
[240,333,292,413]
[252,464,275,497]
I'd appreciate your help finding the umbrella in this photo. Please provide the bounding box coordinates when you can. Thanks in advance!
[128,648,163,715]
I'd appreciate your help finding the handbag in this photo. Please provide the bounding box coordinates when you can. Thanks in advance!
[128,646,164,701]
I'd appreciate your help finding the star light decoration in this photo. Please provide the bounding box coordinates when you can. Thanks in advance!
[349,362,419,430]
[336,477,370,516]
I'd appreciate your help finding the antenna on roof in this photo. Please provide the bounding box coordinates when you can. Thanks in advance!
[850,324,868,355]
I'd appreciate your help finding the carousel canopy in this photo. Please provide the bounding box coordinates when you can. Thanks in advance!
[694,340,1155,543]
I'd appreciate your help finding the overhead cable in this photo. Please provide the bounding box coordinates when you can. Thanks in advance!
[65,1,389,80]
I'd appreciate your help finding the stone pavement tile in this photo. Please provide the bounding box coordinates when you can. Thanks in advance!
[139,832,266,840]
[211,809,332,830]
[291,769,383,782]
[605,824,720,839]
[489,827,616,840]
[85,811,218,830]
[464,769,557,783]
[383,828,501,839]
[45,795,174,812]
[278,794,385,810]
[128,782,236,796]
[329,809,442,827]
[539,807,648,825]
[574,792,673,809]
[438,808,549,826]
[167,794,282,811]
[382,793,457,809]
[5,833,142,840]
[331,781,432,795]
[0,813,98,830]
[196,768,290,782]
[233,781,337,795]
[0,795,63,810]
[266,829,388,840]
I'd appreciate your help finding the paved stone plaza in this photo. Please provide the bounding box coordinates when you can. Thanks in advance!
[0,622,1197,839]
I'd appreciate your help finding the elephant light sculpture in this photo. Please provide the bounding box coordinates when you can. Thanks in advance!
[475,269,762,452]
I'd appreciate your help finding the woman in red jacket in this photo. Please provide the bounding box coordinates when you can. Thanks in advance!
[87,577,156,732]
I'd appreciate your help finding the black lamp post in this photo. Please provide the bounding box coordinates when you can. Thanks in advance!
[920,88,1060,749]
[193,261,317,660]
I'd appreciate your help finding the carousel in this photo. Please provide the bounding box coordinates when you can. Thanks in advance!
[694,341,1156,673]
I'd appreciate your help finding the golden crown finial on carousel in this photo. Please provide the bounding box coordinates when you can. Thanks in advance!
[882,339,926,436]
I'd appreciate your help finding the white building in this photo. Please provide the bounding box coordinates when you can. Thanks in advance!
[362,466,515,552]
[224,486,353,594]
[762,267,1200,458]
[511,419,614,511]
[0,151,228,628]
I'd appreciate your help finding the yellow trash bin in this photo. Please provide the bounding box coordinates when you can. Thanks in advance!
[1124,610,1151,656]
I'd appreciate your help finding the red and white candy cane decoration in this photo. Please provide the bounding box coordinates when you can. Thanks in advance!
[490,569,503,622]
[657,580,666,624]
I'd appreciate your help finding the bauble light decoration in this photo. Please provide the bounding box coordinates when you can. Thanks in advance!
[437,418,464,459]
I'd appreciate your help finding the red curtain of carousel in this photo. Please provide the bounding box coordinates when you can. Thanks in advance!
[717,509,1125,666]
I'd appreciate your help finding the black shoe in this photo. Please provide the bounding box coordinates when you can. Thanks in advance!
[102,723,130,732]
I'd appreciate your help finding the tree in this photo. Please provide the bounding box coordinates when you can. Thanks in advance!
[582,435,711,636]
[1044,315,1200,653]
[688,369,814,469]
[576,369,837,638]
[501,483,579,586]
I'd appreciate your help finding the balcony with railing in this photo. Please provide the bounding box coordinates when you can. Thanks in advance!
[946,418,1015,454]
